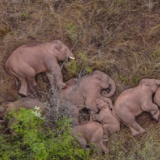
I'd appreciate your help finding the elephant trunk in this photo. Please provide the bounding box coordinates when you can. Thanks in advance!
[68,51,75,60]
[101,78,116,97]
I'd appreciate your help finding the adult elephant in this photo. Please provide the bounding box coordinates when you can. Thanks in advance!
[5,40,75,96]
[113,79,160,136]
[60,70,116,124]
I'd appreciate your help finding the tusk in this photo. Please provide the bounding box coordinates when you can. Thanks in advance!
[70,57,75,59]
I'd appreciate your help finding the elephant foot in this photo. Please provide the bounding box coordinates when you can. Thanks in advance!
[130,126,142,136]
[132,128,145,136]
[19,90,27,97]
[58,82,66,89]
[132,131,140,136]
[103,135,108,142]
[152,110,160,121]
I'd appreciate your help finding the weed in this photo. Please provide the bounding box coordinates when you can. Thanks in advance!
[119,75,128,83]
[0,108,91,160]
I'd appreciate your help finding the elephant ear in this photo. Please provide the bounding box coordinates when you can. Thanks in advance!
[52,40,63,56]
[92,70,103,82]
[139,79,156,92]
[139,79,150,87]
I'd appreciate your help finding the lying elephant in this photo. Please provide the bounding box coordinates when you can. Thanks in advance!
[113,79,160,136]
[72,121,108,153]
[154,86,160,107]
[60,70,116,124]
[0,97,46,134]
[5,40,75,96]
[93,98,120,141]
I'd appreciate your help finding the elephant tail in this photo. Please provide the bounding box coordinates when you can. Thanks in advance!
[5,64,18,86]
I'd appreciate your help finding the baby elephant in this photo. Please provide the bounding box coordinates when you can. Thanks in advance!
[72,121,108,153]
[93,98,120,141]
[5,40,75,96]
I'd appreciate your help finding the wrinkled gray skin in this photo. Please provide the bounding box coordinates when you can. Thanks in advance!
[72,121,108,153]
[5,40,75,96]
[113,79,160,136]
[93,98,120,141]
[60,70,116,124]
[0,97,46,135]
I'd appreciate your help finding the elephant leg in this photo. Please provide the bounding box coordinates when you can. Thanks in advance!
[102,124,109,141]
[68,105,79,125]
[19,77,28,96]
[91,128,108,153]
[120,111,145,136]
[152,109,160,121]
[128,126,140,136]
[141,102,160,121]
[89,110,96,121]
[46,72,66,89]
[130,121,145,136]
[45,58,66,89]
[27,77,37,94]
[8,69,28,96]
[77,136,87,148]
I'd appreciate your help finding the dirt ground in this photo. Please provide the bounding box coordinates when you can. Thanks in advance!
[1,0,160,159]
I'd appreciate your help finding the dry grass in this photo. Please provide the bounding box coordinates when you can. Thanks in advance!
[1,0,160,158]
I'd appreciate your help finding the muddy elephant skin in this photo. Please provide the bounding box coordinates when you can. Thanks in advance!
[5,40,75,96]
[113,79,160,136]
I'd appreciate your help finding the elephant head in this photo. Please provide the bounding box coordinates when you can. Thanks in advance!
[139,79,160,93]
[52,40,75,61]
[92,70,116,97]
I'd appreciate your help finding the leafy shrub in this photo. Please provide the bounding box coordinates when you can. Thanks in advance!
[0,108,90,160]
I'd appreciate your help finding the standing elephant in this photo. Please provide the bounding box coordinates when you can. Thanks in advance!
[72,121,108,153]
[60,70,116,124]
[113,79,160,136]
[5,40,75,96]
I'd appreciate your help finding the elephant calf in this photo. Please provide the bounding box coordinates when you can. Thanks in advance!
[72,121,108,153]
[93,98,120,141]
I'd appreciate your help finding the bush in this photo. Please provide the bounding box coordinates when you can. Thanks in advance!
[0,108,90,160]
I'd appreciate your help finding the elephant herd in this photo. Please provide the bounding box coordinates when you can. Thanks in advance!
[1,40,160,153]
